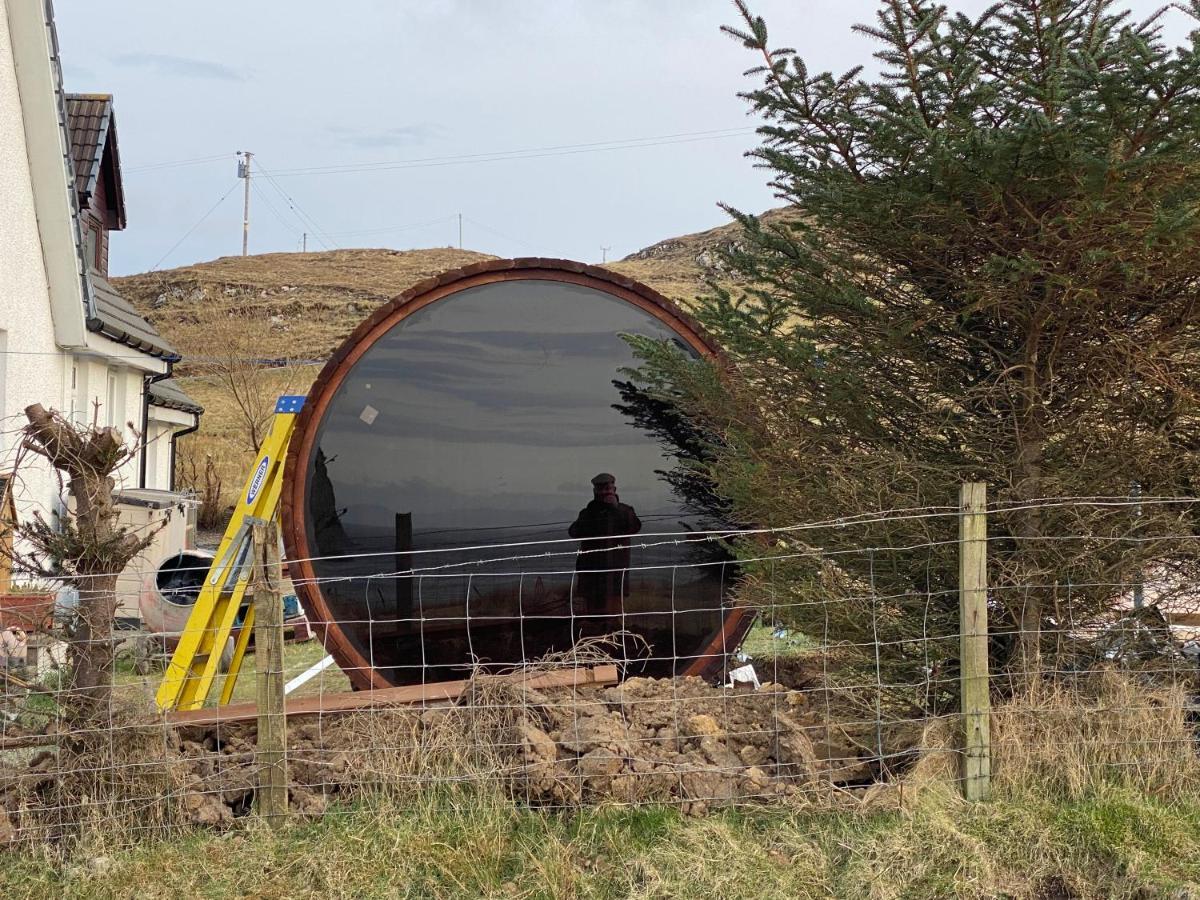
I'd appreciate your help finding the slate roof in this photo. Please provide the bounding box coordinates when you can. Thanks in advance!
[64,94,107,196]
[63,94,172,358]
[88,274,177,359]
[63,93,125,225]
[148,379,203,416]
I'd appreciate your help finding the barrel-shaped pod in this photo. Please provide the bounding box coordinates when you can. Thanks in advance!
[139,550,216,635]
[280,259,752,691]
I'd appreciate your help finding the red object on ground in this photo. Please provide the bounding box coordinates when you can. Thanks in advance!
[0,593,54,632]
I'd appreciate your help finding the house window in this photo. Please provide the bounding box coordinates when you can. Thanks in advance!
[106,369,118,429]
[0,331,7,455]
[69,360,87,425]
[86,223,101,272]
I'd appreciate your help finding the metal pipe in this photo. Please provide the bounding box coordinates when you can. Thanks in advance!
[168,416,200,492]
[139,360,175,489]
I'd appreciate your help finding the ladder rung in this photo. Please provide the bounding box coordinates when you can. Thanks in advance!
[156,401,298,713]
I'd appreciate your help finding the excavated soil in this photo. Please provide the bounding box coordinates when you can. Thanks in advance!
[0,675,879,837]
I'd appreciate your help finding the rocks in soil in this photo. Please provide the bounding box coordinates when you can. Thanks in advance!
[0,674,878,837]
[519,676,839,809]
[222,674,859,812]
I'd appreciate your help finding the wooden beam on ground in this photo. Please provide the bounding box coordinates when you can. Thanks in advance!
[0,732,59,751]
[167,664,619,728]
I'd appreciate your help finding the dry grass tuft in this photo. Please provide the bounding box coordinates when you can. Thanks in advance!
[991,669,1199,801]
[315,635,635,808]
[6,697,187,851]
[860,715,962,811]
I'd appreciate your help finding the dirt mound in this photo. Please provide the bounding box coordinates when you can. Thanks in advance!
[0,675,875,839]
[176,676,870,822]
[511,676,867,813]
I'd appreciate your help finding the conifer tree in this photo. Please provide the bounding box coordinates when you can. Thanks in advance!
[641,0,1200,701]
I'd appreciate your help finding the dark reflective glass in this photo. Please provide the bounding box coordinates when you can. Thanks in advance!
[303,280,735,685]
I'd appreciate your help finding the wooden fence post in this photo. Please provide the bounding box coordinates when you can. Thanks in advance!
[252,520,288,824]
[959,482,991,801]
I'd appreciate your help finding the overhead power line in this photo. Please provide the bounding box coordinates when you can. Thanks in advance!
[150,181,241,271]
[268,127,755,178]
[324,214,458,239]
[250,179,301,238]
[464,216,547,255]
[251,159,338,251]
[125,153,231,174]
[123,126,756,179]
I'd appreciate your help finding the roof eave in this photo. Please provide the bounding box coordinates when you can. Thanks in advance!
[84,316,179,361]
[6,0,93,349]
[148,397,204,416]
[79,101,109,201]
[101,101,126,229]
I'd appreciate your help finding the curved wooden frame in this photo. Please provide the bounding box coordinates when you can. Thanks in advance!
[281,258,754,691]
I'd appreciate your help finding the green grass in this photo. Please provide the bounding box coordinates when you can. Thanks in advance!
[4,634,1195,897]
[214,637,350,705]
[1,785,1197,899]
[738,621,819,661]
[111,635,351,709]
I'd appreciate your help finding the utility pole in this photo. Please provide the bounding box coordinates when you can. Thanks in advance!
[601,246,611,264]
[238,150,253,256]
[301,232,307,253]
[458,213,463,250]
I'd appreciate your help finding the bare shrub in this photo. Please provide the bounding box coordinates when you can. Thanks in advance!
[175,439,226,530]
[192,316,299,454]
[9,405,160,715]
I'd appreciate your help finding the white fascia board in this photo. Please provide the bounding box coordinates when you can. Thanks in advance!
[147,405,196,429]
[6,0,89,349]
[77,332,168,374]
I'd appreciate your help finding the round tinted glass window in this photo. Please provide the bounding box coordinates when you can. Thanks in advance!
[299,277,737,686]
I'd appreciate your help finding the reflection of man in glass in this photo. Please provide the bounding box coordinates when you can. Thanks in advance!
[568,473,642,623]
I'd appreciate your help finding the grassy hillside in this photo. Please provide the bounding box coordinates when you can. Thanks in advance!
[115,214,778,504]
[115,247,496,366]
[610,207,793,301]
[114,214,781,367]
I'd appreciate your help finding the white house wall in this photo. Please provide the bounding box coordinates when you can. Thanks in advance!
[0,7,69,529]
[3,0,87,350]
[144,421,172,491]
[147,405,196,492]
[69,359,146,491]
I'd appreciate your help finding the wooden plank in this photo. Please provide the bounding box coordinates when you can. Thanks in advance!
[252,521,288,826]
[959,482,991,802]
[0,733,59,751]
[1166,611,1200,627]
[168,664,619,728]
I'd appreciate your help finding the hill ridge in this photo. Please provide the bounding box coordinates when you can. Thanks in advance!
[114,211,784,364]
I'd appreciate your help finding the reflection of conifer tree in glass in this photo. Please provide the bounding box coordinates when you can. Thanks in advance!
[310,448,350,555]
[611,378,738,571]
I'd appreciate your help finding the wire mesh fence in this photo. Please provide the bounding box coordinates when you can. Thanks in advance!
[0,492,1196,848]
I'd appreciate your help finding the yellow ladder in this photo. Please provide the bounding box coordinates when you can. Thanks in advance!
[156,396,306,712]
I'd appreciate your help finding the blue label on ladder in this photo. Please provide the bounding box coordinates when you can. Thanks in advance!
[246,456,270,505]
[275,395,307,413]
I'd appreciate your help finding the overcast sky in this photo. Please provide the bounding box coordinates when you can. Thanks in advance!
[54,1,1193,277]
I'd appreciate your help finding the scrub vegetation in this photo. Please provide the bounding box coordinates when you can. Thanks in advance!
[1,674,1197,899]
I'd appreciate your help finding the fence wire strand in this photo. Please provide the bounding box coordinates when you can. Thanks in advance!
[0,495,1194,848]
